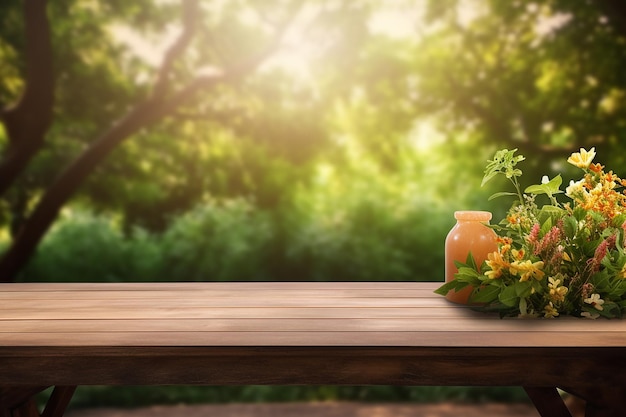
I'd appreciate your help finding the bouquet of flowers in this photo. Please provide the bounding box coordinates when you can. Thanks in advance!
[436,147,626,319]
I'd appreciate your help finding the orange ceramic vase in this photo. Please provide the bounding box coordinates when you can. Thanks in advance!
[444,211,498,304]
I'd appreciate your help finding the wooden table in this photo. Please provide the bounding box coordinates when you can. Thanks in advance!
[1,282,625,417]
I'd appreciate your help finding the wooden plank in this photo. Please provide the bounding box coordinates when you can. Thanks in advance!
[0,306,479,320]
[2,282,625,349]
[0,285,445,299]
[1,330,625,347]
[0,306,452,317]
[0,317,623,333]
[1,346,624,387]
[0,288,442,300]
[0,297,471,311]
[0,306,480,320]
[0,282,441,292]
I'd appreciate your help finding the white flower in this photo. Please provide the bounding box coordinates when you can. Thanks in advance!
[581,311,600,319]
[565,179,587,199]
[584,293,605,311]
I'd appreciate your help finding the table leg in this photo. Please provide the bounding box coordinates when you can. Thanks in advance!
[10,397,40,417]
[524,386,572,417]
[1,386,48,417]
[41,386,76,417]
[0,386,76,417]
[560,386,624,417]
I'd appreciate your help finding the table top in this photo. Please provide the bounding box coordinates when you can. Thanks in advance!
[1,282,626,387]
[2,281,626,348]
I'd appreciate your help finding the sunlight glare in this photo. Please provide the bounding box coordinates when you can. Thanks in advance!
[109,1,482,86]
[259,4,323,83]
[109,23,181,68]
[368,5,421,38]
[409,119,446,152]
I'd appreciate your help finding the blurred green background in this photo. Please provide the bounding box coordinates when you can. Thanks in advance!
[2,0,625,409]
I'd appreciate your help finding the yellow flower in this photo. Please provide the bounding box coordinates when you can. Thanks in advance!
[548,276,568,303]
[509,260,545,282]
[543,302,559,318]
[485,251,508,279]
[511,249,525,260]
[567,147,596,169]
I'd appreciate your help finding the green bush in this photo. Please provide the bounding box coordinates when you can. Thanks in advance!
[157,198,274,281]
[19,193,451,283]
[19,199,275,282]
[19,211,131,282]
[283,166,451,281]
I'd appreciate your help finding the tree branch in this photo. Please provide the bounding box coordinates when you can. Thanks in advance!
[0,0,54,196]
[152,0,198,98]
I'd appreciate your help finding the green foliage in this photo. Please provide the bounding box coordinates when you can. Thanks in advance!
[18,192,451,284]
[285,198,447,281]
[158,199,274,281]
[19,200,274,282]
[19,211,132,282]
[64,385,529,409]
[482,149,525,186]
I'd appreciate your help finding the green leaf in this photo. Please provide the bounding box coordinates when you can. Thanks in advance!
[540,216,553,236]
[573,206,587,221]
[469,284,500,303]
[455,267,482,284]
[498,285,519,307]
[434,280,461,296]
[539,205,563,217]
[515,281,533,298]
[563,215,578,239]
[465,252,478,270]
[590,270,610,291]
[481,170,499,187]
[487,191,518,201]
[524,175,563,195]
[536,206,562,226]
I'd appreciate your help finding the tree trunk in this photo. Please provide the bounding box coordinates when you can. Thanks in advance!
[0,0,54,196]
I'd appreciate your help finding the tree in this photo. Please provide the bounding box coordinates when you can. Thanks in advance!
[0,0,300,282]
[413,0,626,169]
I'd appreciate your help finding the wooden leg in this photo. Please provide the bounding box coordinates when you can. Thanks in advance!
[0,386,76,417]
[583,392,623,417]
[0,387,49,410]
[524,386,572,417]
[560,386,624,417]
[41,387,76,417]
[1,387,48,417]
[10,398,40,417]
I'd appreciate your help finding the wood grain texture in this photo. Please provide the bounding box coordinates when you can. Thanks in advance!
[1,282,625,388]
